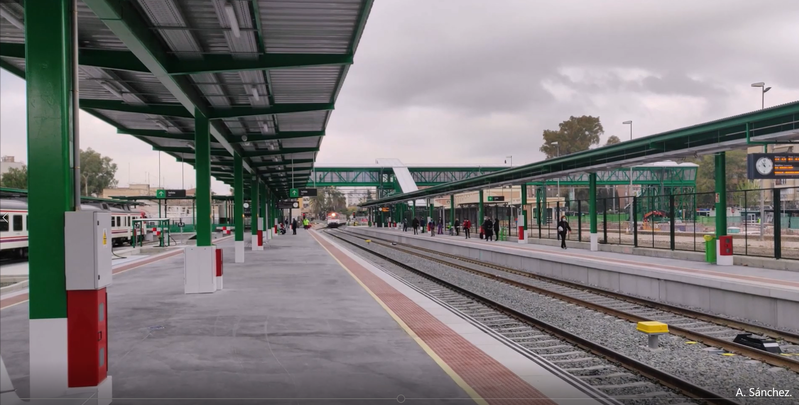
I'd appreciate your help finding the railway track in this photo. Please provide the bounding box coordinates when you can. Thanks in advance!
[338,229,799,372]
[326,230,740,405]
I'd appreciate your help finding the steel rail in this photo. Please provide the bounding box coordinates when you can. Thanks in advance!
[325,230,740,405]
[339,230,799,372]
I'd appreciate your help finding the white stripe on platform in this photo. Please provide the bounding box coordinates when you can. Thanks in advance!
[30,318,68,399]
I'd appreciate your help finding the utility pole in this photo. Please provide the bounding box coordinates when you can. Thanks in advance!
[623,121,634,230]
[751,82,771,240]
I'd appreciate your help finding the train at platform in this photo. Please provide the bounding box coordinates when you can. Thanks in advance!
[0,198,146,258]
[326,212,343,228]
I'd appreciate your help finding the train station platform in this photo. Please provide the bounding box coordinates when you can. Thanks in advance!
[352,227,799,331]
[1,230,610,405]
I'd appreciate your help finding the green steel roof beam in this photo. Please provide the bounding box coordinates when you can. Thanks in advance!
[228,131,325,143]
[156,147,229,156]
[0,57,25,78]
[0,42,150,73]
[167,54,353,75]
[117,129,195,141]
[80,99,193,118]
[359,102,799,207]
[83,0,256,176]
[208,103,334,120]
[244,147,319,158]
[251,159,315,167]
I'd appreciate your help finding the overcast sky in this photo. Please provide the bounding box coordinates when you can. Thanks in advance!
[2,0,799,195]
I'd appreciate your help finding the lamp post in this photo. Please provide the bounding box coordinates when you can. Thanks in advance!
[751,82,772,240]
[552,142,560,197]
[505,155,513,167]
[623,121,634,229]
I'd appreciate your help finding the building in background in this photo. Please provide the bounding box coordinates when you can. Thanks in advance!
[0,156,25,177]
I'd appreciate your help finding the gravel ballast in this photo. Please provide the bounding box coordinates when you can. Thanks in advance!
[331,232,799,405]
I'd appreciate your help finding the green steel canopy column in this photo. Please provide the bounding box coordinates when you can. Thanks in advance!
[250,175,260,250]
[478,190,484,228]
[25,0,78,397]
[195,109,212,246]
[715,152,727,238]
[260,182,268,241]
[521,185,528,231]
[450,195,455,228]
[234,153,245,262]
[589,173,598,251]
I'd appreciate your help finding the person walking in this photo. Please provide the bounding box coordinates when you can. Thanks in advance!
[463,219,471,239]
[412,217,419,235]
[291,218,298,235]
[557,215,572,249]
[483,217,493,242]
[437,220,443,235]
[430,218,436,237]
[403,218,408,232]
[493,217,500,242]
[454,218,460,236]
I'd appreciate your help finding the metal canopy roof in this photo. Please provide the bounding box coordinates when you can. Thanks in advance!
[0,0,373,197]
[361,101,799,207]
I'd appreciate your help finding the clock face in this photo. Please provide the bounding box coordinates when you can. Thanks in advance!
[756,157,773,175]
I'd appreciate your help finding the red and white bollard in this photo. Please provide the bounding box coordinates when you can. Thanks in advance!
[215,248,223,290]
[518,213,527,244]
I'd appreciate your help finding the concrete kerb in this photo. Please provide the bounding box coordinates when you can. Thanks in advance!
[353,228,799,330]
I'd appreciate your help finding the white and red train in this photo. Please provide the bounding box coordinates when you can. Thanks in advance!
[0,198,146,258]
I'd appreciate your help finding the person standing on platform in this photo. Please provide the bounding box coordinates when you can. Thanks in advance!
[403,218,408,232]
[291,218,298,235]
[493,217,500,242]
[437,220,443,235]
[483,217,493,241]
[557,215,572,249]
[412,217,419,234]
[454,219,460,236]
[430,218,436,237]
[463,219,471,239]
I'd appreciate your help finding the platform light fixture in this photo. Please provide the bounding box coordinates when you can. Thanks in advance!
[154,120,169,131]
[98,81,123,99]
[0,8,23,30]
[224,2,240,38]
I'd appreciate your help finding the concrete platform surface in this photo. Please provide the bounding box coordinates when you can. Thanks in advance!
[354,227,799,330]
[359,227,799,289]
[1,233,474,404]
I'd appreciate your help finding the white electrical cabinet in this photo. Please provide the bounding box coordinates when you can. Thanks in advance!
[65,211,113,291]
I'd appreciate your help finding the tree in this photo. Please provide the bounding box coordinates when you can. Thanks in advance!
[80,148,118,196]
[540,116,604,159]
[685,149,749,194]
[308,187,347,218]
[605,135,621,146]
[0,165,27,189]
[736,180,760,209]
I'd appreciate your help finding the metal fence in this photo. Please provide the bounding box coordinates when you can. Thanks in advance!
[527,186,799,260]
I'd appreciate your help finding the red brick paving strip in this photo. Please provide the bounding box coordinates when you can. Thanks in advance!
[313,231,559,405]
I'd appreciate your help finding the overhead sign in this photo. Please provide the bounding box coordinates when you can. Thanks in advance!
[380,207,390,212]
[155,189,166,199]
[747,153,799,179]
[166,189,186,198]
[289,188,299,198]
[487,196,505,202]
[299,188,318,197]
[277,200,300,209]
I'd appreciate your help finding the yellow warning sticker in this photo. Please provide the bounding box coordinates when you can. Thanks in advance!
[103,229,107,246]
